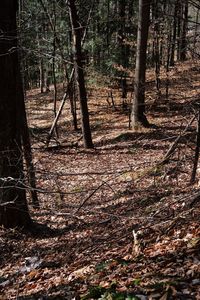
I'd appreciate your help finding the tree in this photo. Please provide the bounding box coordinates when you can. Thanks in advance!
[131,0,151,128]
[68,0,94,149]
[170,0,179,66]
[118,0,129,106]
[0,0,32,228]
[180,0,188,61]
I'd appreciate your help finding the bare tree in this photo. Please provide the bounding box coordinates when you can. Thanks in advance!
[131,0,151,129]
[67,0,94,148]
[0,0,32,228]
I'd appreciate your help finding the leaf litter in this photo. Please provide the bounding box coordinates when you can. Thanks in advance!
[0,61,200,299]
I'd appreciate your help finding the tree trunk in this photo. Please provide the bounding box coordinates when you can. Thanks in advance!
[170,0,178,66]
[118,0,129,107]
[69,80,78,131]
[190,110,200,184]
[180,0,188,61]
[0,0,32,228]
[152,0,161,95]
[39,58,45,93]
[52,0,59,137]
[68,0,93,148]
[177,0,182,61]
[17,0,39,208]
[131,0,151,128]
[193,8,199,57]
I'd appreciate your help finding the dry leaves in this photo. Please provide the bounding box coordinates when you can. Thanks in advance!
[0,61,200,299]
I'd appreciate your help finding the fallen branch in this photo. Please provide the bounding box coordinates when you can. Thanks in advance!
[75,182,105,213]
[161,115,196,164]
[190,109,200,184]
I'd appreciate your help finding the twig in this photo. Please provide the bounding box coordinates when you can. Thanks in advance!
[75,182,105,213]
[161,115,196,164]
[190,109,200,184]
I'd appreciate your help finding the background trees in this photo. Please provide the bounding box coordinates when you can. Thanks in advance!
[18,0,199,140]
[1,1,200,298]
[1,0,199,226]
[20,0,198,88]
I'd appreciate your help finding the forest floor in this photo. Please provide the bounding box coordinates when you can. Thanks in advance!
[0,60,200,299]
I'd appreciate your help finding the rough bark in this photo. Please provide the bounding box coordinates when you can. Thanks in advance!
[68,0,93,148]
[118,0,128,105]
[0,0,32,228]
[180,0,188,61]
[190,110,200,184]
[131,0,151,128]
[170,0,178,66]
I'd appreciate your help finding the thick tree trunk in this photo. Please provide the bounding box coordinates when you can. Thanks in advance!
[68,0,93,148]
[131,0,151,128]
[16,62,40,209]
[18,0,39,208]
[0,0,32,228]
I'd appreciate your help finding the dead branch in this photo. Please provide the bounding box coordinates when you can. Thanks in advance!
[75,182,105,213]
[161,115,196,164]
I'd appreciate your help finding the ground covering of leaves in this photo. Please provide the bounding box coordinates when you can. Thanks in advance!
[0,60,200,299]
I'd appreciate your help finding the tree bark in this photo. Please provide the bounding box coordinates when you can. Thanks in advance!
[170,0,178,66]
[131,0,151,129]
[118,0,128,105]
[0,0,32,228]
[68,0,93,148]
[39,58,45,93]
[180,0,188,61]
[190,110,200,184]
